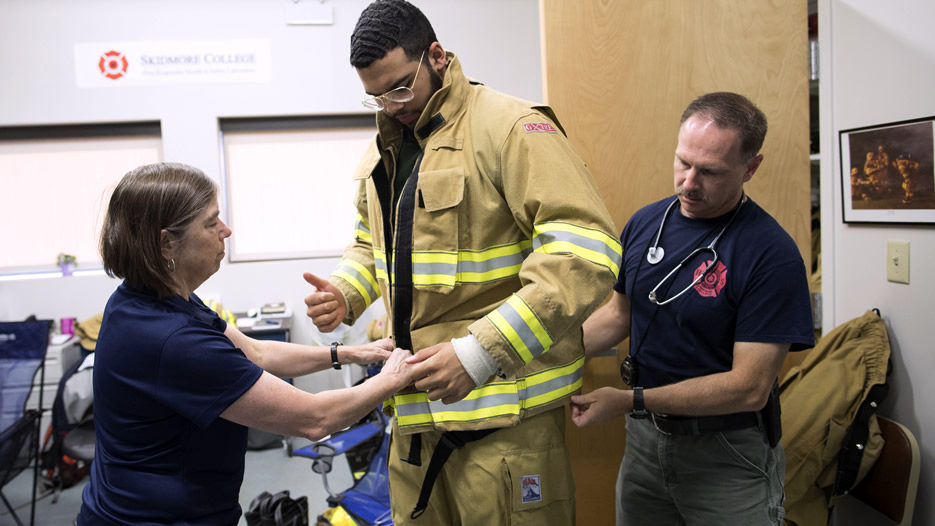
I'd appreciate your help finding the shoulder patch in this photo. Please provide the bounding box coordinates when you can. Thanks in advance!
[523,122,558,134]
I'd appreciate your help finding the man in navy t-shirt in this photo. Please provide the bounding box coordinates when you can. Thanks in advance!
[570,92,814,525]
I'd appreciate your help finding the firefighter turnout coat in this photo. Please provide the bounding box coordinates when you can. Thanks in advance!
[330,53,621,435]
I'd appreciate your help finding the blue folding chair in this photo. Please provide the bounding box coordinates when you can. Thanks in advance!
[293,407,393,526]
[0,320,51,526]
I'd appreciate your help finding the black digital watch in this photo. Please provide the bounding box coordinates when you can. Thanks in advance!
[330,341,342,370]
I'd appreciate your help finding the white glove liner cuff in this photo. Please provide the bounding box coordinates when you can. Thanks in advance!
[451,334,498,387]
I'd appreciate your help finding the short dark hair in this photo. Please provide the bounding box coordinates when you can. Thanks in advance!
[680,92,768,162]
[100,162,217,298]
[350,0,437,68]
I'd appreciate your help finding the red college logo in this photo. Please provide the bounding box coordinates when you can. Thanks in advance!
[693,260,727,298]
[99,50,128,80]
[523,122,557,134]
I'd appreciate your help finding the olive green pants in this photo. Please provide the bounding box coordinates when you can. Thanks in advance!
[387,407,575,525]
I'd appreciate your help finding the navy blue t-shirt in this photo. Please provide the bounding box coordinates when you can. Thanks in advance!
[79,283,263,525]
[615,196,814,390]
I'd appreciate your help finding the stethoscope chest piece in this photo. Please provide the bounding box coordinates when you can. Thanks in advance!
[646,246,665,265]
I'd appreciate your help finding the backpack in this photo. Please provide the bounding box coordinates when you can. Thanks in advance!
[244,490,309,526]
[40,355,93,492]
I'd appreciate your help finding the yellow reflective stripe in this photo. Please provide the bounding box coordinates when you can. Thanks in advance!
[393,360,584,427]
[399,241,534,288]
[458,241,531,261]
[456,241,530,283]
[412,251,458,287]
[533,221,622,275]
[431,403,521,422]
[354,213,372,243]
[522,356,585,408]
[487,310,535,364]
[373,248,391,283]
[413,251,458,264]
[487,295,552,364]
[526,377,582,408]
[333,259,378,307]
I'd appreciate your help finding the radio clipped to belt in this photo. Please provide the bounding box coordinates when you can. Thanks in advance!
[620,354,638,387]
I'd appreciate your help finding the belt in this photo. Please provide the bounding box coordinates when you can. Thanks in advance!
[649,411,760,436]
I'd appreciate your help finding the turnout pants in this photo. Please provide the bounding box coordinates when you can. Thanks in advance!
[388,407,575,525]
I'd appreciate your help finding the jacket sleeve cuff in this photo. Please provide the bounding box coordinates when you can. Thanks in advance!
[329,277,359,325]
[468,318,525,378]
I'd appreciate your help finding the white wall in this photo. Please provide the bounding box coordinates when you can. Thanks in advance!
[0,0,542,391]
[820,1,935,524]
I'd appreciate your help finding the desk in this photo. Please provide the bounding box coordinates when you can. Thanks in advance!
[236,316,292,343]
[235,316,294,450]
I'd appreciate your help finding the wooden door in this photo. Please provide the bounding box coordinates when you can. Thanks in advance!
[541,1,810,522]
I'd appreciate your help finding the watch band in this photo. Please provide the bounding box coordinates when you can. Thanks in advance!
[330,341,342,370]
[631,386,648,419]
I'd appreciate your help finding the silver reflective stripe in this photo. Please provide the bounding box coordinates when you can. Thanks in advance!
[394,391,520,418]
[496,299,548,360]
[533,228,618,263]
[456,247,531,277]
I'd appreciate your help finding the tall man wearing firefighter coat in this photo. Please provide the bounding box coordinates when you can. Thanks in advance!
[303,1,621,523]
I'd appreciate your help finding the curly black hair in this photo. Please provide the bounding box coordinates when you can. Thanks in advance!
[350,0,437,68]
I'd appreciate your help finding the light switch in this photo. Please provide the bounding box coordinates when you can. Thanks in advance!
[886,240,910,284]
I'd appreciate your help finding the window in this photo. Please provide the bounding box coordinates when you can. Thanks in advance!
[0,123,162,274]
[220,115,376,262]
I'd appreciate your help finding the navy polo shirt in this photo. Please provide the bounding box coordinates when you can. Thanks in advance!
[79,283,263,525]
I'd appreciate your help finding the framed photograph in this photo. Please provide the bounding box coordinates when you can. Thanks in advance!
[840,116,935,223]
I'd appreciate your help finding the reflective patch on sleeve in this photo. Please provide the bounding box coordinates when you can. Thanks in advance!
[354,213,372,243]
[533,221,622,276]
[487,295,553,365]
[334,258,379,306]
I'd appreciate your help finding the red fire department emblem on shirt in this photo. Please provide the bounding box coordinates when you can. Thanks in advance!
[98,50,128,80]
[693,260,727,298]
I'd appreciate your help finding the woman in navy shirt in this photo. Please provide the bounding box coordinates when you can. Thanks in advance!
[78,162,413,525]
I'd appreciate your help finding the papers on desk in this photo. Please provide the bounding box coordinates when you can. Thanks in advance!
[50,333,75,346]
[236,318,281,330]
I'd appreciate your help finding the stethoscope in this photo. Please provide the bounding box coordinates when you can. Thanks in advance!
[646,194,746,306]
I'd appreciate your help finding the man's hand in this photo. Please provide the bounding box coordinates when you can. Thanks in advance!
[303,272,347,332]
[570,387,629,428]
[407,342,476,404]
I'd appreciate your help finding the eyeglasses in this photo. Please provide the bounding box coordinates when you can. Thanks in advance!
[361,51,425,110]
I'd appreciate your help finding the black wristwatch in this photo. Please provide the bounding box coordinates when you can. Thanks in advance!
[330,341,342,370]
[631,386,648,419]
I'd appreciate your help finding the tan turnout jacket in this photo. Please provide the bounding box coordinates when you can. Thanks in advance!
[330,53,621,435]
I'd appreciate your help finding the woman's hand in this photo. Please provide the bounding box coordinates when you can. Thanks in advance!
[378,347,415,390]
[340,337,394,365]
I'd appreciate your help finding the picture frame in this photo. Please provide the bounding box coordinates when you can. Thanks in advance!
[839,116,935,224]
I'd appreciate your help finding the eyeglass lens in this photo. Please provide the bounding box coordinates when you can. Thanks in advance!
[362,51,425,110]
